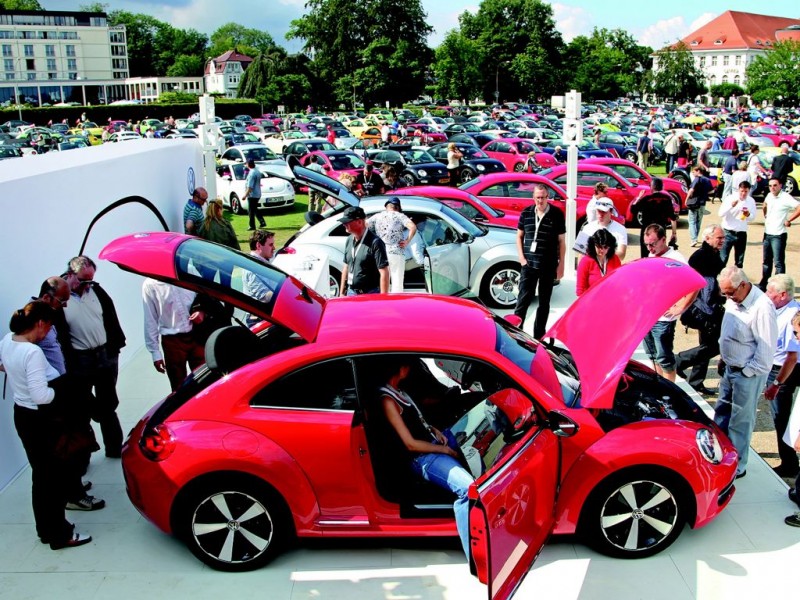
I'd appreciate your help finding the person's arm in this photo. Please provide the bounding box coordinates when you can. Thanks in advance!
[339,264,349,296]
[378,266,390,294]
[664,290,698,319]
[516,229,526,266]
[142,283,164,371]
[25,349,56,405]
[556,233,566,279]
[744,304,779,377]
[382,396,458,457]
[575,256,590,296]
[399,219,417,247]
[785,203,800,228]
[185,217,196,235]
[765,351,796,400]
[718,196,735,217]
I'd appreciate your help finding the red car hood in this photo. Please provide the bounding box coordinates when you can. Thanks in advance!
[544,257,704,409]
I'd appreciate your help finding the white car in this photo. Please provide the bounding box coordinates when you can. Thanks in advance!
[262,130,314,155]
[215,162,295,214]
[107,131,142,142]
[416,116,447,132]
[219,143,293,179]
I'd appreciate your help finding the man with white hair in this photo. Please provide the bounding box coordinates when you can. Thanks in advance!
[715,266,777,478]
[764,274,800,478]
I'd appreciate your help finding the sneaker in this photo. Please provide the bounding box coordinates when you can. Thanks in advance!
[50,532,92,550]
[66,495,105,511]
[785,512,800,528]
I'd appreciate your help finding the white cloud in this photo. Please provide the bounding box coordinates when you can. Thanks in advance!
[551,3,592,41]
[688,12,717,33]
[638,12,717,49]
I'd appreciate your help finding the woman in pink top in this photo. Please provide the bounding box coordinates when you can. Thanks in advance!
[576,228,622,296]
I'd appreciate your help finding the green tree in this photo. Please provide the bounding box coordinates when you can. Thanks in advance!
[432,30,483,102]
[649,41,706,102]
[156,90,199,104]
[166,54,204,77]
[208,23,277,60]
[709,83,745,100]
[564,28,652,100]
[289,0,432,108]
[746,40,800,105]
[0,0,43,9]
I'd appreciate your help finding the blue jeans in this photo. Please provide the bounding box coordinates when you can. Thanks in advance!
[412,435,473,558]
[687,206,704,243]
[714,368,767,475]
[643,320,677,371]
[759,233,787,289]
[720,229,747,268]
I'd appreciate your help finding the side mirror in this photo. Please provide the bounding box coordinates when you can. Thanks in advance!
[548,411,579,437]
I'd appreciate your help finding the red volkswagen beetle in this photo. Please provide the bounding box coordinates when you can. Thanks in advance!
[584,157,689,211]
[393,185,520,228]
[101,234,737,599]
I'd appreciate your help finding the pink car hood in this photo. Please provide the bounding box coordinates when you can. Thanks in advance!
[544,257,704,409]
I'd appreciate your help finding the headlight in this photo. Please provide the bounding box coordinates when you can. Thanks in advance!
[477,164,485,171]
[696,428,723,464]
[418,169,428,177]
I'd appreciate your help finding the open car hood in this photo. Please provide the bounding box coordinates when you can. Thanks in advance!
[100,232,324,342]
[544,257,704,409]
[261,163,361,209]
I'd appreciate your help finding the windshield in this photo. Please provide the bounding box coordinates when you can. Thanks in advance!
[513,140,538,153]
[403,149,437,164]
[243,146,279,161]
[329,153,365,170]
[460,146,489,159]
[494,319,580,407]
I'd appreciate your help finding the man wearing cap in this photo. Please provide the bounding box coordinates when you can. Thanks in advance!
[514,184,565,339]
[367,198,417,293]
[580,198,628,260]
[339,206,390,295]
[355,162,385,197]
[183,187,208,235]
[244,159,266,231]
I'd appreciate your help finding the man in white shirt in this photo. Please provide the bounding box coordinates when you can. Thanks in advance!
[715,266,778,478]
[142,278,205,392]
[759,178,800,290]
[764,274,800,478]
[581,198,627,260]
[642,224,694,382]
[718,180,757,268]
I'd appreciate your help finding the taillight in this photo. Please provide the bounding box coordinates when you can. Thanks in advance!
[139,423,176,461]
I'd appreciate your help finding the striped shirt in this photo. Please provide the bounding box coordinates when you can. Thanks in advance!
[517,205,565,271]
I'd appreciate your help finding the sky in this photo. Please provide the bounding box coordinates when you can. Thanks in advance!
[43,0,799,53]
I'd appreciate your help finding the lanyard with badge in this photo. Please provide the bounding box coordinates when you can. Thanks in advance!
[346,234,367,286]
[531,207,546,253]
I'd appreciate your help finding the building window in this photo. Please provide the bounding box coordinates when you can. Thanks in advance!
[3,58,12,71]
[46,58,56,71]
[68,72,77,80]
[25,58,34,70]
[723,55,729,66]
[699,56,705,67]
[735,55,741,66]
[734,75,741,85]
[24,45,33,57]
[5,72,13,80]
[67,59,76,71]
[711,56,717,67]
[112,58,127,69]
[722,75,728,84]
[48,72,56,80]
[45,45,55,57]
[27,72,35,80]
[111,45,125,56]
[66,45,75,57]
[2,44,11,57]
[709,75,716,86]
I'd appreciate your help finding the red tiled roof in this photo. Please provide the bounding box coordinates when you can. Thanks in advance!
[204,50,254,75]
[677,11,800,51]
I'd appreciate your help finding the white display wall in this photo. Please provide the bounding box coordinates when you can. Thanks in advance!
[0,140,205,490]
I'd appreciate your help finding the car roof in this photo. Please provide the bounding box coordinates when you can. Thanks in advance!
[316,294,497,349]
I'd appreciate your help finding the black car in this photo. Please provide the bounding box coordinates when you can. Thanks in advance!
[366,147,451,186]
[442,123,483,138]
[283,139,337,160]
[0,144,22,160]
[427,142,507,183]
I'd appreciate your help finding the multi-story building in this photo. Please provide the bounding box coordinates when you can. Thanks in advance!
[204,50,253,99]
[654,11,800,91]
[0,9,130,106]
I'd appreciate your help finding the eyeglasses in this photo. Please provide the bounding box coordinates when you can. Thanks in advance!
[76,277,94,287]
[722,283,744,298]
[644,241,660,248]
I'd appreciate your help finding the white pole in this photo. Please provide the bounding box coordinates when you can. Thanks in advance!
[199,94,217,202]
[563,90,582,279]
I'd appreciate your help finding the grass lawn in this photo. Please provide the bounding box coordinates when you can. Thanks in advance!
[225,193,310,250]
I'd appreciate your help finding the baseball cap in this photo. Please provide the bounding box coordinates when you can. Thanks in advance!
[595,198,615,213]
[338,206,366,223]
[385,197,402,209]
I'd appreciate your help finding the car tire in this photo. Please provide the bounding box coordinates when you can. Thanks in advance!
[175,476,291,572]
[785,177,797,196]
[480,262,521,309]
[623,151,636,163]
[401,173,416,187]
[328,267,341,298]
[459,167,476,184]
[230,194,244,215]
[580,469,688,559]
[513,162,525,172]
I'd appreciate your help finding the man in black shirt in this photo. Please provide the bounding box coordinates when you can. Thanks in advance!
[634,177,677,257]
[514,184,566,339]
[339,206,390,295]
[771,145,792,187]
[355,162,385,196]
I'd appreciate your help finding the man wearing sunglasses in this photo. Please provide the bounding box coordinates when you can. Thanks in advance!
[61,256,126,460]
[715,266,777,479]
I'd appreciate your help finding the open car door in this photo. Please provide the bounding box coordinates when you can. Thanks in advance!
[469,424,561,600]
